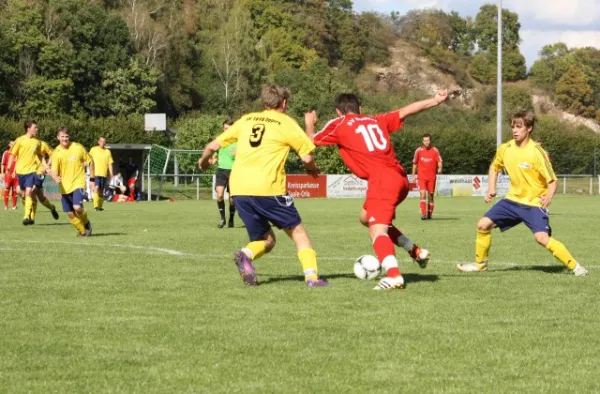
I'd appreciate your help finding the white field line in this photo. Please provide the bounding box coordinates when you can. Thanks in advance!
[0,240,597,269]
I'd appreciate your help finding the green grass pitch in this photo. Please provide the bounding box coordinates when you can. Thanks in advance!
[1,196,599,393]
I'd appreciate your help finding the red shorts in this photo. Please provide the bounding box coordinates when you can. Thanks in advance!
[418,178,436,194]
[128,178,136,188]
[3,175,18,190]
[363,170,409,226]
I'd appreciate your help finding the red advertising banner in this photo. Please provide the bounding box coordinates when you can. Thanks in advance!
[286,175,327,198]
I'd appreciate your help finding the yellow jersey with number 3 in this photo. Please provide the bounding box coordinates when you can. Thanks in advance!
[89,146,114,177]
[491,139,557,207]
[51,142,92,194]
[10,135,42,175]
[216,110,315,196]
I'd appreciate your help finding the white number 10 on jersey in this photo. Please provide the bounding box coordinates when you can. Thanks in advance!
[355,124,387,152]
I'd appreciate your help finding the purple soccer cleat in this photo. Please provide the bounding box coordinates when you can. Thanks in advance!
[306,278,329,288]
[234,251,258,286]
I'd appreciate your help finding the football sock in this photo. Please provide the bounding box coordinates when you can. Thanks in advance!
[420,199,427,216]
[99,196,104,208]
[70,216,86,233]
[475,230,491,264]
[12,190,17,207]
[229,203,235,220]
[546,238,577,270]
[428,201,434,216]
[40,197,55,211]
[298,248,319,281]
[93,192,100,209]
[242,241,267,261]
[3,189,8,207]
[31,201,37,220]
[217,200,225,220]
[373,234,400,277]
[79,209,89,225]
[24,196,33,219]
[388,225,414,252]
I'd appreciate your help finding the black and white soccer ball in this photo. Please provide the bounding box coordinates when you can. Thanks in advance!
[353,255,381,280]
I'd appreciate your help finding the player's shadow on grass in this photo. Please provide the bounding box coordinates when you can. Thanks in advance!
[90,232,127,237]
[35,223,71,226]
[260,273,439,285]
[403,273,439,283]
[498,265,567,274]
[427,217,460,221]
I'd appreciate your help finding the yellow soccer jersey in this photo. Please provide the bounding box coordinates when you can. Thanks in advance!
[51,142,92,194]
[216,109,315,196]
[89,146,114,177]
[10,135,42,175]
[36,141,54,175]
[491,139,557,207]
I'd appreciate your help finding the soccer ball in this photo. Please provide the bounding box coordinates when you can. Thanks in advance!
[353,255,381,280]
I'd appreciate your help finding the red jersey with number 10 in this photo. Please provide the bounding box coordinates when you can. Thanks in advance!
[313,112,406,179]
[413,146,442,180]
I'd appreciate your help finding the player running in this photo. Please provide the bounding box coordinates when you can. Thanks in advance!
[457,111,588,276]
[2,141,19,210]
[208,120,237,228]
[4,120,43,225]
[412,133,442,220]
[89,136,114,211]
[30,140,60,222]
[50,127,94,237]
[306,91,448,290]
[199,84,328,288]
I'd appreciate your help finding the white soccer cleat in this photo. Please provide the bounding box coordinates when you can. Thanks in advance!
[411,247,430,269]
[456,262,488,272]
[373,275,405,290]
[573,264,589,277]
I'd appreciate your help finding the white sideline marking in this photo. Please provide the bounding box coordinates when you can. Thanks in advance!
[0,240,188,256]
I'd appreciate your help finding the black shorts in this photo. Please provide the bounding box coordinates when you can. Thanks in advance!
[215,168,231,191]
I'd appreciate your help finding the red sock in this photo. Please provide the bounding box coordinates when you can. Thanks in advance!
[420,199,427,216]
[373,234,400,277]
[428,202,434,216]
[3,189,8,207]
[12,191,17,207]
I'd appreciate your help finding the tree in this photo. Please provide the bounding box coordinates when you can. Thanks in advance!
[473,4,521,52]
[556,65,595,117]
[102,58,159,116]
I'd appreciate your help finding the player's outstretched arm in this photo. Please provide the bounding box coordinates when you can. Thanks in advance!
[304,110,318,141]
[199,140,221,170]
[396,90,448,120]
[485,165,499,203]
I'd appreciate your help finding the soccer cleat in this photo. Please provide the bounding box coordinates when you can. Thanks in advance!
[306,278,329,287]
[421,215,428,220]
[228,219,234,228]
[374,275,405,290]
[22,218,34,226]
[573,264,589,277]
[51,209,59,220]
[427,215,432,220]
[217,219,226,228]
[409,246,430,269]
[456,262,488,272]
[11,206,17,210]
[95,207,104,212]
[234,251,258,286]
[84,221,93,236]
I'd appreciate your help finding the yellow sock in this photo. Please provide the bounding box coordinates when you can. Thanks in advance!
[70,216,85,233]
[24,197,33,219]
[242,241,267,261]
[93,193,100,209]
[31,201,37,220]
[298,248,318,281]
[99,196,104,208]
[40,197,55,211]
[475,230,491,265]
[79,209,89,225]
[546,238,577,270]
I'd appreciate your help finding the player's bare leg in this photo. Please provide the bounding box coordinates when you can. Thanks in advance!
[72,204,92,236]
[215,185,226,228]
[360,208,429,268]
[284,224,328,287]
[33,186,59,220]
[533,232,589,276]
[427,192,435,220]
[419,190,427,220]
[457,217,494,272]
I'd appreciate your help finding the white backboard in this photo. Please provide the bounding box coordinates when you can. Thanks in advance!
[145,113,167,131]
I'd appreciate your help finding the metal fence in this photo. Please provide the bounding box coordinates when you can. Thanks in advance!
[556,175,599,195]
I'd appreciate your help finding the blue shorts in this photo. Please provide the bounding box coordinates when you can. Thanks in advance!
[233,195,302,241]
[17,173,36,189]
[485,199,551,235]
[34,174,45,188]
[95,176,107,190]
[61,189,86,213]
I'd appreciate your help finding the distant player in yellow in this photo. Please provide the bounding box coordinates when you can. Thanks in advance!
[89,136,114,211]
[198,84,327,287]
[457,111,588,276]
[31,140,60,222]
[50,127,95,237]
[3,120,42,225]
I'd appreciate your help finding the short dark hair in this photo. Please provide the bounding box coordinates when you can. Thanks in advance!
[423,133,432,140]
[57,126,69,135]
[24,120,37,131]
[223,119,234,127]
[510,110,536,131]
[335,93,361,115]
[261,84,290,110]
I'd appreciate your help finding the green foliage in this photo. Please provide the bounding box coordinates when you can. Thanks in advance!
[102,59,159,116]
[473,4,521,52]
[556,65,595,117]
[475,85,533,122]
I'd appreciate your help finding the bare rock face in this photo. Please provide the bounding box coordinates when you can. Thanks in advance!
[533,95,600,133]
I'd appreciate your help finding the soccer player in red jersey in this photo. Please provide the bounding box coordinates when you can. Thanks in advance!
[1,141,19,210]
[412,134,442,220]
[306,90,448,290]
